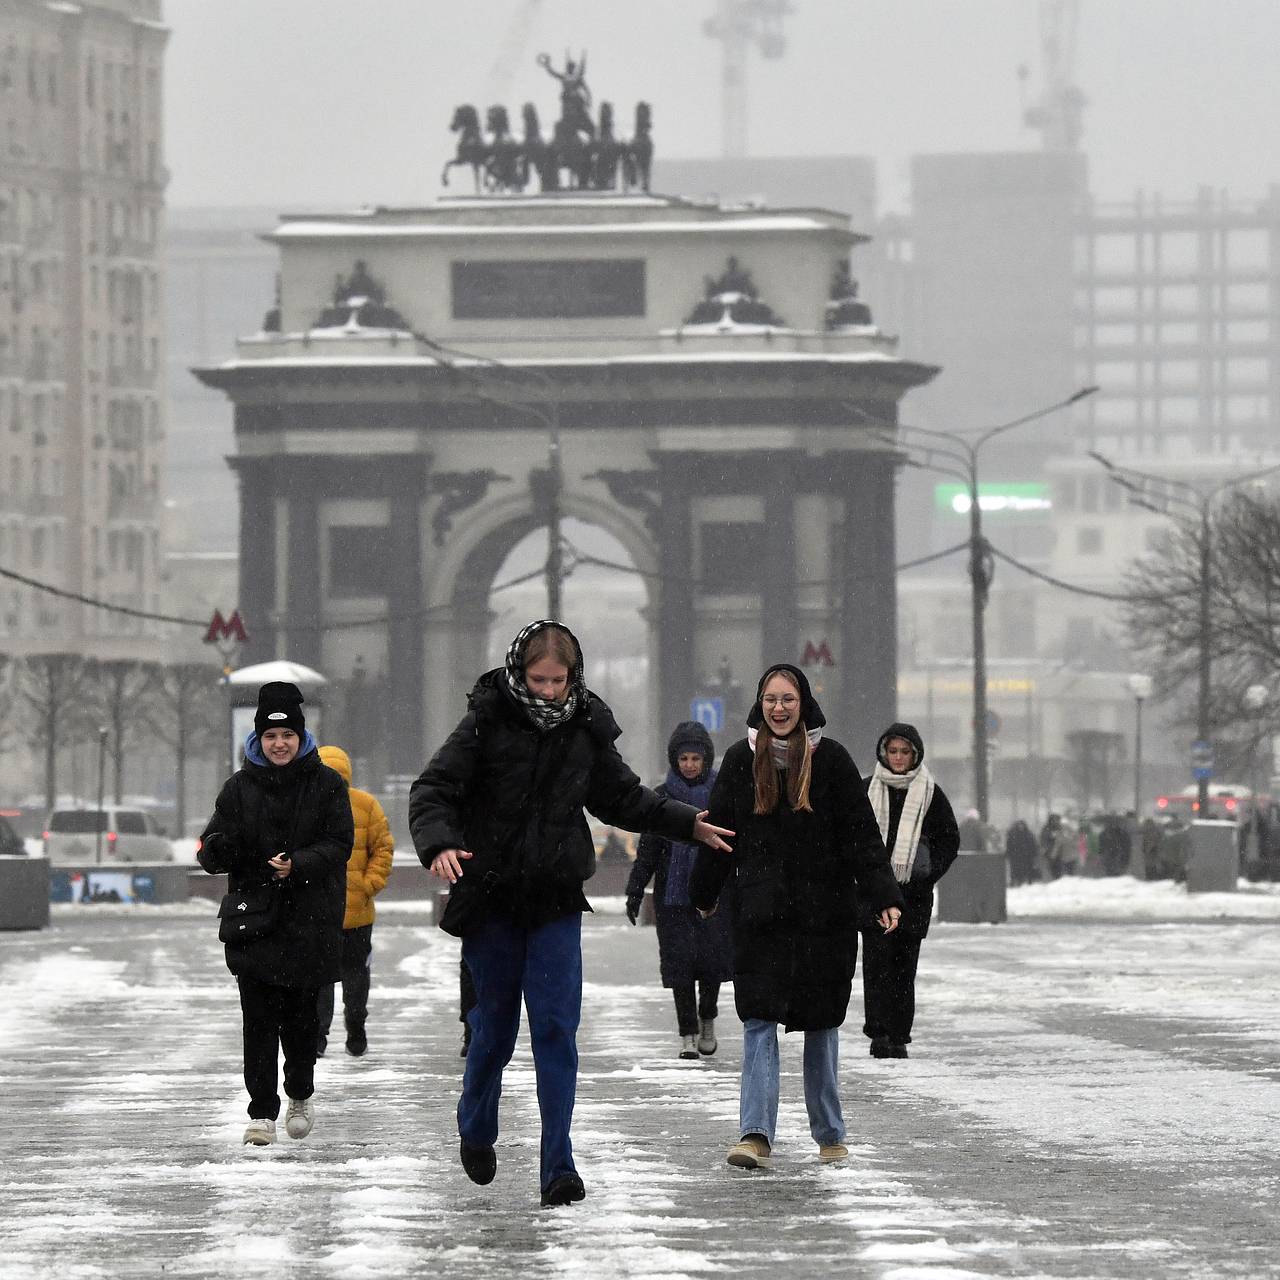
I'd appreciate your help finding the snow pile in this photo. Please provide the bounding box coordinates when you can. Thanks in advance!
[1007,875,1280,920]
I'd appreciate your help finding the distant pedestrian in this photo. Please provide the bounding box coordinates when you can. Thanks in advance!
[409,620,732,1208]
[1098,814,1132,877]
[315,745,394,1057]
[1005,818,1039,886]
[1039,813,1068,879]
[197,682,353,1147]
[959,809,987,852]
[862,723,960,1058]
[626,721,733,1059]
[691,664,903,1171]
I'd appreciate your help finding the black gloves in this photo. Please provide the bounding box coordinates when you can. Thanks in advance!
[625,894,643,926]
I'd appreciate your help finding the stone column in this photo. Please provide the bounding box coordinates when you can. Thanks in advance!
[655,455,696,738]
[760,457,798,666]
[385,462,426,774]
[283,461,321,669]
[838,452,897,749]
[233,457,277,664]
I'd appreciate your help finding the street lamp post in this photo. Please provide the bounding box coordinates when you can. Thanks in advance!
[94,726,108,865]
[871,386,1098,823]
[1127,673,1153,817]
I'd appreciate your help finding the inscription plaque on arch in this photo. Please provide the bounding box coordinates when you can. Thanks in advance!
[451,259,646,319]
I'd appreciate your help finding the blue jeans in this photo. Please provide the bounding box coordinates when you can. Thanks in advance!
[458,912,582,1191]
[739,1019,845,1147]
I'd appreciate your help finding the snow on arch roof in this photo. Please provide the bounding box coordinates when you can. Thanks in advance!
[226,660,328,687]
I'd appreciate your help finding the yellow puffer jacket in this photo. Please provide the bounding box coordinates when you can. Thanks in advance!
[318,745,394,929]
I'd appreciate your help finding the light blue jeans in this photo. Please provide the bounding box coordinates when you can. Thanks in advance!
[739,1018,845,1147]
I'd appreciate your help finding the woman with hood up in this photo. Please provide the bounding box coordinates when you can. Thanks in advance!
[625,720,734,1060]
[690,664,904,1171]
[409,620,733,1209]
[197,681,354,1146]
[862,722,960,1059]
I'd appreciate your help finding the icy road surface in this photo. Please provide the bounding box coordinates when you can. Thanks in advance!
[2,884,1278,1278]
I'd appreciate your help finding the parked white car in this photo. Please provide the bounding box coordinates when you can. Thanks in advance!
[43,808,174,865]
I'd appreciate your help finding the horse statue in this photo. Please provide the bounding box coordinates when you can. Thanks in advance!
[485,105,523,193]
[623,101,653,193]
[551,114,593,190]
[591,101,624,190]
[441,103,488,191]
[520,103,558,192]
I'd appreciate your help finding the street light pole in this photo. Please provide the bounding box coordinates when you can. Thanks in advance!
[1127,673,1153,816]
[94,726,108,865]
[873,386,1098,824]
[1195,506,1212,811]
[545,399,564,620]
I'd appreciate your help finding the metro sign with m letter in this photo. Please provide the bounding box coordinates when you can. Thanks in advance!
[204,609,249,646]
[801,640,835,667]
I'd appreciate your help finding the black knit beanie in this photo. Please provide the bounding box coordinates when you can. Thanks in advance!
[667,720,715,776]
[254,681,306,737]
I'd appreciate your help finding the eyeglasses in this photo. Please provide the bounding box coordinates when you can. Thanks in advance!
[761,694,799,708]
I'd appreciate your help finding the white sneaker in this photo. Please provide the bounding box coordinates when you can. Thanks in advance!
[243,1118,276,1146]
[284,1097,314,1139]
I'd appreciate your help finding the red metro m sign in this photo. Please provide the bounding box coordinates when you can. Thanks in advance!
[203,609,250,646]
[801,640,835,667]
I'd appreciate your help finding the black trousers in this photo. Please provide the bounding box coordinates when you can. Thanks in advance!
[317,924,374,1037]
[672,980,721,1036]
[237,975,320,1120]
[860,927,924,1045]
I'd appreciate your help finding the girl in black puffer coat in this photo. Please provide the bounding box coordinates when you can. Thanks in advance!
[198,681,354,1147]
[691,664,904,1172]
[409,620,732,1209]
[861,722,960,1059]
[626,721,734,1060]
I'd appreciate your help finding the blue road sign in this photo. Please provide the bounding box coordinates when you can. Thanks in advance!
[691,697,725,733]
[1190,739,1214,782]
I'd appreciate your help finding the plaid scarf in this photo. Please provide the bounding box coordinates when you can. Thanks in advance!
[504,619,582,732]
[868,760,935,883]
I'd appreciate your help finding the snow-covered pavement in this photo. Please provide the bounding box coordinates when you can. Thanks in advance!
[3,893,1278,1278]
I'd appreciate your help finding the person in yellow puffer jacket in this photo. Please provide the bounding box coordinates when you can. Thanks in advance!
[316,745,394,1056]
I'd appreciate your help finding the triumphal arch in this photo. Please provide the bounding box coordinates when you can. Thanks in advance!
[197,188,936,775]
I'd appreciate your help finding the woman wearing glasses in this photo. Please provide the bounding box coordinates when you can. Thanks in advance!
[690,664,904,1171]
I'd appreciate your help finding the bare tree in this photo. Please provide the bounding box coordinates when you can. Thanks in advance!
[88,659,162,803]
[19,653,96,810]
[148,661,223,834]
[1065,729,1125,812]
[1121,490,1280,774]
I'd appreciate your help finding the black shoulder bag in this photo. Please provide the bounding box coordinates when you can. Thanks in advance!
[215,780,306,945]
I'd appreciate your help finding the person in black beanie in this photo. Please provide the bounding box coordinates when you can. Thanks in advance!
[626,720,734,1059]
[862,722,960,1059]
[197,681,354,1146]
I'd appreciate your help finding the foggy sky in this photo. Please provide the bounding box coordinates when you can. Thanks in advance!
[163,0,1278,215]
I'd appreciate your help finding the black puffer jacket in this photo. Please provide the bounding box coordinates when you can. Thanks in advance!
[410,669,700,936]
[690,737,904,1031]
[198,747,353,986]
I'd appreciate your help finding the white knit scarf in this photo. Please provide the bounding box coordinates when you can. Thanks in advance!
[747,725,823,768]
[867,760,935,883]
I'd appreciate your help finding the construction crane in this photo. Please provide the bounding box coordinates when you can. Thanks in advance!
[703,0,793,158]
[484,0,546,105]
[1018,0,1085,151]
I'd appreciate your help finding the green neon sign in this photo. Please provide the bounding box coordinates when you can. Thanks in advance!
[934,483,1051,516]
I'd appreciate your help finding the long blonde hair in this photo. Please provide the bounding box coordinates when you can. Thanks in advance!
[752,669,814,815]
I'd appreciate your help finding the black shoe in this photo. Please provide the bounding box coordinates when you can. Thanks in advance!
[888,1043,909,1059]
[345,1028,367,1057]
[869,1036,893,1058]
[540,1173,586,1208]
[459,1138,496,1185]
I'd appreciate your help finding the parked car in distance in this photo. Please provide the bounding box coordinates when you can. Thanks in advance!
[0,813,24,857]
[43,808,174,865]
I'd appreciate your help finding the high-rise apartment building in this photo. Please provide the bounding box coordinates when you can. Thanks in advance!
[0,0,167,655]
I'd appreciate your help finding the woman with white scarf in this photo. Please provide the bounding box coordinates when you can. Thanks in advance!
[862,722,960,1060]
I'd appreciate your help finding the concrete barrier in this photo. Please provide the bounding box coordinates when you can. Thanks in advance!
[1187,820,1238,893]
[936,850,1007,924]
[0,857,51,930]
[50,862,191,905]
